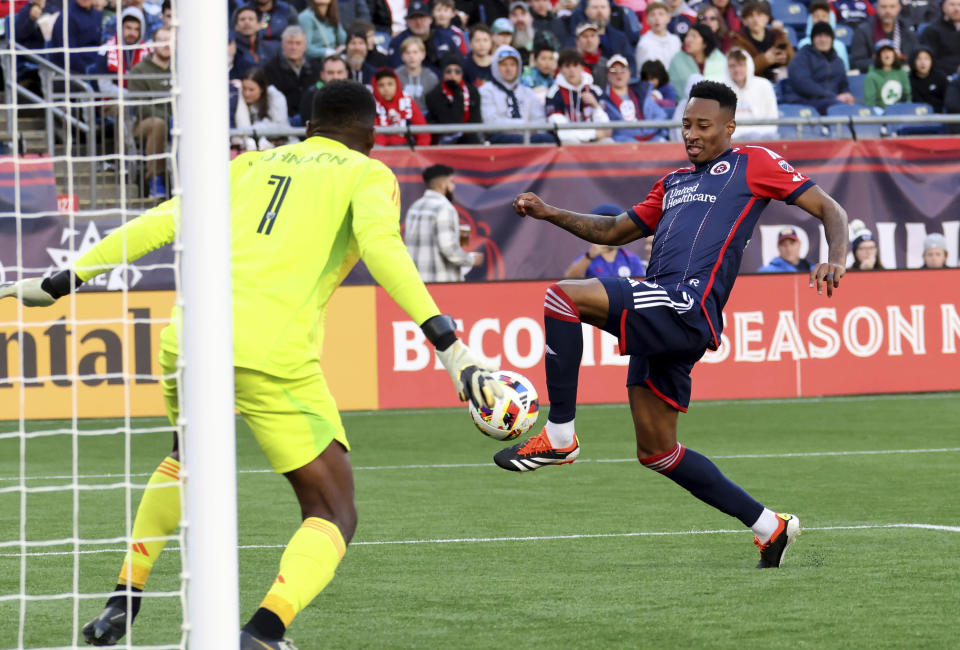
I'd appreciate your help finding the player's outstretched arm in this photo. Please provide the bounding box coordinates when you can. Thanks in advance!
[513,192,642,245]
[793,185,849,297]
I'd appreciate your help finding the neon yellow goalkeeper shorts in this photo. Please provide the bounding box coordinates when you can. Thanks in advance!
[160,348,350,474]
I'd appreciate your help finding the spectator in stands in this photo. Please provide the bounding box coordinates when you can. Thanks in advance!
[405,164,483,282]
[480,44,554,142]
[433,0,469,55]
[921,233,950,268]
[389,0,459,69]
[469,0,510,27]
[575,22,609,88]
[9,0,53,55]
[365,0,393,35]
[521,37,559,102]
[783,22,855,114]
[797,1,850,71]
[300,0,346,60]
[946,66,960,133]
[724,48,779,141]
[697,5,734,53]
[850,0,917,74]
[49,0,102,74]
[248,0,300,43]
[372,68,431,146]
[830,0,875,28]
[865,39,911,108]
[234,5,280,64]
[564,204,646,278]
[636,2,682,69]
[529,0,569,44]
[344,31,376,83]
[96,6,150,96]
[103,0,162,42]
[899,0,940,33]
[669,23,726,99]
[602,54,669,142]
[491,17,516,49]
[338,0,372,30]
[508,1,536,61]
[919,0,960,78]
[640,59,678,108]
[426,54,485,143]
[849,230,883,270]
[730,1,793,82]
[708,0,741,34]
[757,228,811,273]
[465,23,495,85]
[229,39,256,80]
[128,24,172,199]
[232,67,293,151]
[545,48,611,143]
[345,20,389,68]
[397,36,440,114]
[297,54,349,125]
[570,0,641,48]
[264,26,320,127]
[909,46,946,113]
[664,0,696,37]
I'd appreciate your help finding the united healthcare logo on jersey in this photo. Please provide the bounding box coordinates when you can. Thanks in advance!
[664,181,718,210]
[710,161,730,175]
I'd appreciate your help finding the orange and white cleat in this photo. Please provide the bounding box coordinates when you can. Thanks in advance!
[493,430,580,472]
[754,513,801,568]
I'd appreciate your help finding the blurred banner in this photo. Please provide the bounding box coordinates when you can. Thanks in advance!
[5,271,957,419]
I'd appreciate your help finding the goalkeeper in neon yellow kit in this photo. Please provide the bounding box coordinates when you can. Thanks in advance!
[1,81,501,649]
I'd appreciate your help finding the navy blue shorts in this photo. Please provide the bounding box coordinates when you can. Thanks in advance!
[599,277,713,412]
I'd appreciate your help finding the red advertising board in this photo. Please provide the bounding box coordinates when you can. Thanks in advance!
[376,270,960,409]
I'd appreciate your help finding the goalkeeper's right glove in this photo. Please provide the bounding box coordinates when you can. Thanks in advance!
[422,314,503,409]
[0,277,58,307]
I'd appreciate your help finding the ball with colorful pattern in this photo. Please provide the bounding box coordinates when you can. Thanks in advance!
[468,370,540,441]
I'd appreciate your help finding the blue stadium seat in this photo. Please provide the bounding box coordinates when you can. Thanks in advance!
[826,103,883,139]
[846,73,866,104]
[833,24,853,47]
[773,2,808,31]
[778,103,822,139]
[883,102,944,135]
[783,24,798,47]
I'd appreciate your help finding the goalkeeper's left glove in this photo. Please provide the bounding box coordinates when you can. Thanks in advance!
[0,271,80,307]
[422,314,503,409]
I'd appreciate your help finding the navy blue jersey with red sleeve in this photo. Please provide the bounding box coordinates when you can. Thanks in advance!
[626,145,815,347]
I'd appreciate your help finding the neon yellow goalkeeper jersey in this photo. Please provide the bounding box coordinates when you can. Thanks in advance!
[74,137,440,378]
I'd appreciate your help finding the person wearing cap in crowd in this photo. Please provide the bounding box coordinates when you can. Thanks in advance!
[345,19,390,69]
[545,48,611,143]
[563,204,647,279]
[479,44,555,142]
[405,164,484,282]
[388,0,459,69]
[783,22,855,114]
[491,17,516,50]
[724,48,779,141]
[795,2,850,72]
[920,233,951,269]
[729,1,793,82]
[636,2,683,71]
[575,22,609,88]
[909,46,947,113]
[850,0,917,74]
[372,67,432,147]
[397,36,441,114]
[757,228,812,273]
[865,39,912,108]
[849,226,884,271]
[919,0,960,78]
[426,54,485,143]
[569,0,637,63]
[668,23,726,100]
[464,23,496,85]
[520,36,560,102]
[529,0,570,45]
[508,2,537,61]
[601,53,669,142]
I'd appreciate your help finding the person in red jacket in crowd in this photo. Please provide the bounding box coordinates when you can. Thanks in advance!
[371,69,431,147]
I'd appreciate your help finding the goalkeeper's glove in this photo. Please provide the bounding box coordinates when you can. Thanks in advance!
[422,314,503,409]
[0,271,80,307]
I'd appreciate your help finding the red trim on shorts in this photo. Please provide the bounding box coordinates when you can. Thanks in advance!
[619,309,628,355]
[644,379,688,413]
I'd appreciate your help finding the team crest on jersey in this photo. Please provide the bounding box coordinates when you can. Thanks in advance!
[778,160,795,173]
[710,161,730,175]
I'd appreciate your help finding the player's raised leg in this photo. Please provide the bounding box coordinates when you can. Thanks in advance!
[629,386,800,568]
[494,279,608,472]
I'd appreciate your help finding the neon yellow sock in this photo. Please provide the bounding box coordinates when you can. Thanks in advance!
[260,517,346,627]
[118,456,181,589]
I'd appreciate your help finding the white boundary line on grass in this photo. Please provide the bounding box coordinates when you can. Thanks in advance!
[1,523,957,558]
[1,447,959,482]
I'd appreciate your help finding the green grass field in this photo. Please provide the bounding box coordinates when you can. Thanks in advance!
[1,394,959,649]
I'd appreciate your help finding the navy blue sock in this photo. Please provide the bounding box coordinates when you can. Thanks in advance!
[640,443,764,527]
[543,284,582,424]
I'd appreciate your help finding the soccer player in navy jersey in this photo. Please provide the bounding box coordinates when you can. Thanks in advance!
[496,80,849,568]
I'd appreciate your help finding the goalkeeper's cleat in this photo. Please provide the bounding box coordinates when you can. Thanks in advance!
[754,513,801,568]
[240,630,299,650]
[81,604,131,646]
[493,430,580,472]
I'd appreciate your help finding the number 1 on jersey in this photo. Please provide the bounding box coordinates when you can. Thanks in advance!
[258,174,292,235]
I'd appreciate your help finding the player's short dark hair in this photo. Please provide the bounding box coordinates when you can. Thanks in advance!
[311,80,376,129]
[469,23,492,38]
[557,48,585,67]
[740,0,771,19]
[640,59,669,86]
[688,80,738,115]
[423,164,455,186]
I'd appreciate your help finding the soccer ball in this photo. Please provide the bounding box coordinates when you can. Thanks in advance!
[468,370,540,441]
